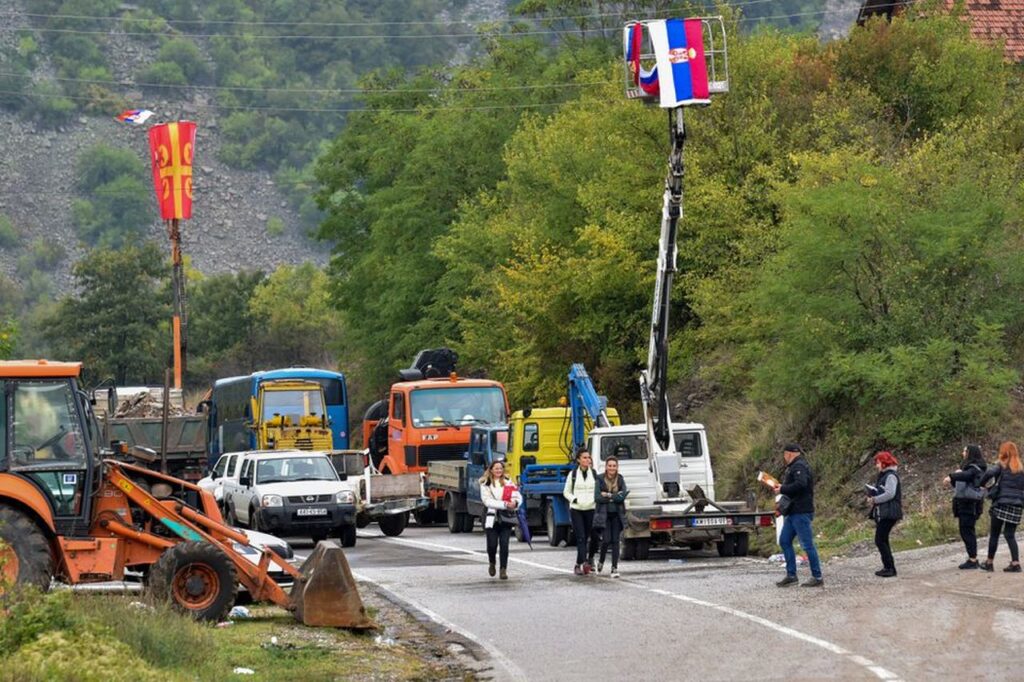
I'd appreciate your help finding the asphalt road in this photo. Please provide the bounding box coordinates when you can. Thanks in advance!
[289,525,1024,682]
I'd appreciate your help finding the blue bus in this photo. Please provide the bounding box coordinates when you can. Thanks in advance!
[205,368,349,466]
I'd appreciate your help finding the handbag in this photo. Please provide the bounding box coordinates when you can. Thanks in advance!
[497,510,518,526]
[776,494,793,515]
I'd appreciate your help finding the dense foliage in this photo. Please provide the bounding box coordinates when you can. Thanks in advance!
[316,9,1024,452]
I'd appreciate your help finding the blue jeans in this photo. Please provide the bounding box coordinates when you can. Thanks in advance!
[780,513,822,579]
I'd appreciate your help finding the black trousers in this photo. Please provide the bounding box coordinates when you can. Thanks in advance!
[875,518,898,571]
[598,515,623,568]
[988,517,1020,563]
[486,522,511,569]
[571,509,595,566]
[957,514,979,558]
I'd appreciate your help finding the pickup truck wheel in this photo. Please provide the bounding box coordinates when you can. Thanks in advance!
[447,498,464,534]
[379,513,409,537]
[249,506,261,532]
[339,524,357,548]
[149,541,237,622]
[635,538,651,561]
[621,538,636,561]
[733,533,750,557]
[0,506,53,592]
[716,533,737,557]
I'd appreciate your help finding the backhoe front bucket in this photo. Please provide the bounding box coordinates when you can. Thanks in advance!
[290,542,376,629]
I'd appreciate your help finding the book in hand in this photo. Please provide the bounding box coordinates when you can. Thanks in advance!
[758,471,780,489]
[864,484,881,496]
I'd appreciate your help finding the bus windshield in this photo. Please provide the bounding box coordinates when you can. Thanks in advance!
[261,389,325,423]
[410,387,506,427]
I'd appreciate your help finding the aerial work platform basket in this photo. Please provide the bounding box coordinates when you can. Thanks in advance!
[623,16,729,106]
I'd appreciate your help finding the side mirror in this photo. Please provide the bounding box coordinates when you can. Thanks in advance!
[196,399,210,414]
[239,476,251,488]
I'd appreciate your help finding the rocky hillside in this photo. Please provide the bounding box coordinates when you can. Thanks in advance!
[0,109,328,290]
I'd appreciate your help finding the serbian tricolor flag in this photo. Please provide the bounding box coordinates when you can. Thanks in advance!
[147,121,196,221]
[115,108,154,125]
[648,19,710,108]
[624,23,659,96]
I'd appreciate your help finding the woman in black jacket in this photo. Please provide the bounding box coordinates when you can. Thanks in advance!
[943,445,987,569]
[867,451,903,578]
[978,441,1024,573]
[593,456,629,578]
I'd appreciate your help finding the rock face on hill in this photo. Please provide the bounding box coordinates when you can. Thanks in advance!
[0,109,329,291]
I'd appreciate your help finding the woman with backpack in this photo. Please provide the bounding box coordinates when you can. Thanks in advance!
[480,460,521,580]
[943,445,988,569]
[978,441,1024,573]
[563,450,597,575]
[866,451,903,577]
[593,455,629,578]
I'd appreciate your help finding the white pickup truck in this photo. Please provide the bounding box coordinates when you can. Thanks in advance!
[221,450,359,547]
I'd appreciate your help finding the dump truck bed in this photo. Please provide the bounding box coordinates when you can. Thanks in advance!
[103,415,207,481]
[426,460,467,492]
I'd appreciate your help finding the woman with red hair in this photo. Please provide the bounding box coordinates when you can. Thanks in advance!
[866,451,903,577]
[979,441,1024,573]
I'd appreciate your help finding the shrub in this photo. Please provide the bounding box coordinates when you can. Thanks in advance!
[266,216,285,236]
[0,214,19,249]
[27,82,75,127]
[138,61,188,93]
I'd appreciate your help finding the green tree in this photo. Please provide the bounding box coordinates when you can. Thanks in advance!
[187,270,266,384]
[73,145,151,247]
[247,263,343,369]
[45,243,169,385]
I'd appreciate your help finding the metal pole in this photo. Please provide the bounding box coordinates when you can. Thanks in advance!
[167,217,187,388]
[160,367,171,475]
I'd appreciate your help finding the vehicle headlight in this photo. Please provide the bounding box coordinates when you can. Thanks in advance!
[261,494,284,508]
[336,490,355,504]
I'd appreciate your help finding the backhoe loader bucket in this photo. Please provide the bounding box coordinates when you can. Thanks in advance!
[290,542,375,629]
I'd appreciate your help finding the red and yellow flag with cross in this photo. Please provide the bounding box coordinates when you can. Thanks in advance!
[147,121,196,220]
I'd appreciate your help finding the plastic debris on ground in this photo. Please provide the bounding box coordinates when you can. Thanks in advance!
[375,635,397,647]
[768,553,808,565]
[128,601,152,610]
[228,605,251,619]
[232,668,255,676]
[216,621,233,628]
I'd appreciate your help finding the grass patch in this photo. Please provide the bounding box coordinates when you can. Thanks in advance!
[0,592,449,682]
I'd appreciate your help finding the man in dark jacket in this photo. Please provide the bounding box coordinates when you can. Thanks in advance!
[773,444,824,587]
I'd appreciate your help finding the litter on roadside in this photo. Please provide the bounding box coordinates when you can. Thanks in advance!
[216,621,233,628]
[228,605,251,619]
[768,553,807,565]
[232,668,255,675]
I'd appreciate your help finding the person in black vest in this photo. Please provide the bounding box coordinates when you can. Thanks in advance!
[978,441,1024,573]
[593,455,629,578]
[772,444,823,587]
[866,451,903,578]
[943,445,987,569]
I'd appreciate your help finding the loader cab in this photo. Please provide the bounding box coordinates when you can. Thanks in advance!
[1,361,97,533]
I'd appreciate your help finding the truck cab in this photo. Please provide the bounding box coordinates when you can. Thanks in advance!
[588,422,715,506]
[253,379,333,451]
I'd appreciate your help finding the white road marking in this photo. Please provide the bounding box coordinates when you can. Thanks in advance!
[352,570,528,682]
[378,535,904,681]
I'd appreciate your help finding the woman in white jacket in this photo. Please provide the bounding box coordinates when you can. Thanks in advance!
[480,460,521,580]
[563,450,597,575]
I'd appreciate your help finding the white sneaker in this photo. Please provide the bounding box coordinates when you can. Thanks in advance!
[610,569,620,579]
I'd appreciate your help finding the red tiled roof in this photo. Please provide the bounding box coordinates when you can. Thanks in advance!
[859,1,1024,61]
[951,0,1024,62]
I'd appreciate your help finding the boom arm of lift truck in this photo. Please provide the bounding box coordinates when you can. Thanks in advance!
[567,364,612,457]
[639,107,687,499]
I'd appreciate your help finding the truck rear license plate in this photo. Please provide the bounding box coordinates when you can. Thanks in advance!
[297,508,328,516]
[692,517,727,527]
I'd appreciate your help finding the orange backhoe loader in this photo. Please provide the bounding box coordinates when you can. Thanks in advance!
[0,360,372,628]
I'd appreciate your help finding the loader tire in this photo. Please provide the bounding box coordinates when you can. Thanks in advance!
[150,541,237,622]
[339,524,357,548]
[379,513,408,537]
[0,506,53,592]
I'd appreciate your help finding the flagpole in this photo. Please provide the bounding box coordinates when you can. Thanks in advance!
[167,217,187,389]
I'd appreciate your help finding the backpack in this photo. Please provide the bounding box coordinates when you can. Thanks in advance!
[954,464,986,502]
